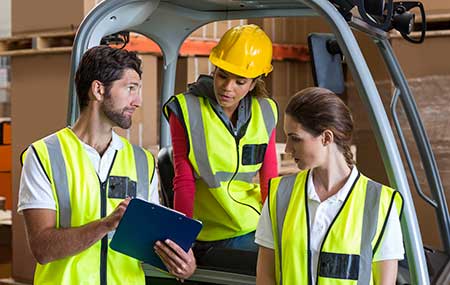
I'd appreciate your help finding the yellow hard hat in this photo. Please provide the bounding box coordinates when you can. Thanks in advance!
[209,24,273,78]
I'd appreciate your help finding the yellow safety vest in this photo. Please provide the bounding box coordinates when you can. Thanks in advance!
[22,128,155,285]
[164,93,278,241]
[268,170,403,285]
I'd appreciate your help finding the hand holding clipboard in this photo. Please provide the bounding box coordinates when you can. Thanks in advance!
[110,199,202,274]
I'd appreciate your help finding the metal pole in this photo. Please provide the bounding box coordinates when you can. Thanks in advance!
[303,0,430,283]
[377,38,450,254]
[159,58,176,147]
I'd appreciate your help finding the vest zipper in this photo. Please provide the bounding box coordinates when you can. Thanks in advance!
[208,99,259,214]
[305,173,313,285]
[100,181,108,285]
[226,136,261,215]
[314,172,360,285]
[99,150,118,285]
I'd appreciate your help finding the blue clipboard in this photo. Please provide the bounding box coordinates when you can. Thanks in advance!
[110,198,202,271]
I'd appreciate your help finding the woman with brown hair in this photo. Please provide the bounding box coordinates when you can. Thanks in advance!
[256,87,404,284]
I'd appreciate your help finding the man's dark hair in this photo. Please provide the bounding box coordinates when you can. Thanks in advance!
[75,46,142,111]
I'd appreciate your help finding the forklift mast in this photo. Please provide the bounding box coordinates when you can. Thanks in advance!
[67,1,449,284]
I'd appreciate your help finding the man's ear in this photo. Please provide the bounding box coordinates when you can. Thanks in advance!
[90,80,104,101]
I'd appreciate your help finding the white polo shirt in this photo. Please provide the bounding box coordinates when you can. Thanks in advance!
[255,167,404,283]
[18,131,159,213]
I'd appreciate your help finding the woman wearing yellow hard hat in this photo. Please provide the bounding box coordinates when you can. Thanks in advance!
[163,24,278,261]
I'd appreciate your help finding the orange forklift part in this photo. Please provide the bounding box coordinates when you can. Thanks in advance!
[119,34,310,62]
[0,121,10,145]
[0,145,11,172]
[0,172,11,210]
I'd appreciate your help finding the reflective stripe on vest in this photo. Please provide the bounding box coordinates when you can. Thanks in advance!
[43,133,150,229]
[44,134,71,228]
[164,94,278,241]
[183,95,275,188]
[29,128,154,285]
[271,171,402,285]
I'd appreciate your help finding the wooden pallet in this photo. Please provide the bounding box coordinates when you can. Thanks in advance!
[0,31,75,56]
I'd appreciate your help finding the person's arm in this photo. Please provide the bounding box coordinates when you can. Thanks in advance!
[256,246,276,285]
[23,198,130,264]
[255,200,276,284]
[371,201,403,285]
[170,114,196,217]
[154,239,196,281]
[259,130,278,202]
[372,259,398,285]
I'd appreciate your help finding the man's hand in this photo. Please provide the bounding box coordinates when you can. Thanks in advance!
[23,198,130,265]
[102,197,131,231]
[154,239,196,282]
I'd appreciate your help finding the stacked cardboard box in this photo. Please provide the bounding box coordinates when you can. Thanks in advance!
[11,0,99,35]
[190,20,247,41]
[421,0,450,15]
[249,17,331,44]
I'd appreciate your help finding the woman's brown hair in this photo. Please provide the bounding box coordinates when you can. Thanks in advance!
[285,87,355,166]
[249,77,269,98]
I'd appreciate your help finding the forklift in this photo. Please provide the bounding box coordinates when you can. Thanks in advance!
[67,0,449,284]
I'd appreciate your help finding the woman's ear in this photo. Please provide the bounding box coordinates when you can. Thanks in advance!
[249,78,258,91]
[322,129,334,146]
[90,80,104,101]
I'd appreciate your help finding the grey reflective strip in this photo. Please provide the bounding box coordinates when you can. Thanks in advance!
[257,98,276,137]
[132,145,149,200]
[358,180,381,284]
[215,171,233,182]
[185,95,220,188]
[216,171,257,183]
[44,134,71,228]
[275,175,297,285]
[235,171,257,183]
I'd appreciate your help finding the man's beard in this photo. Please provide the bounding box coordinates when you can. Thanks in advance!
[101,95,133,129]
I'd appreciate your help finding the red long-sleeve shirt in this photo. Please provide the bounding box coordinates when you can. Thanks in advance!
[169,114,278,217]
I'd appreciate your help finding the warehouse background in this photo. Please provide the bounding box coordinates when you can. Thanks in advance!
[0,0,449,283]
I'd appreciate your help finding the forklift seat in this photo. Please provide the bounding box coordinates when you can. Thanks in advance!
[157,146,174,208]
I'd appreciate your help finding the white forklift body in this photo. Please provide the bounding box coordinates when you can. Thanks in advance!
[67,1,450,284]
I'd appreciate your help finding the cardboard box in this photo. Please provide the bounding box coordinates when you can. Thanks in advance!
[265,60,314,142]
[11,0,98,35]
[158,56,211,99]
[11,53,72,282]
[0,172,12,210]
[189,20,247,40]
[0,145,11,172]
[421,0,450,14]
[0,102,10,118]
[249,16,332,44]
